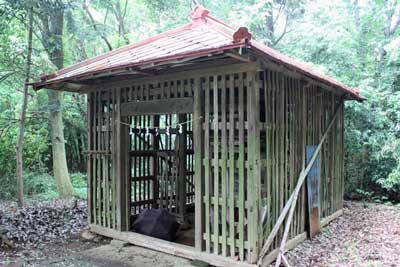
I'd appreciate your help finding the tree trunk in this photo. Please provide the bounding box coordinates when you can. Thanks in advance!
[48,90,74,197]
[377,1,400,80]
[16,6,34,207]
[38,3,74,197]
[266,8,275,46]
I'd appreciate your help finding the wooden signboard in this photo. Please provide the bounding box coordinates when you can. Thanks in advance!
[306,145,321,238]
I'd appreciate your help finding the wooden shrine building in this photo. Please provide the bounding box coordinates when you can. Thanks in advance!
[33,5,363,267]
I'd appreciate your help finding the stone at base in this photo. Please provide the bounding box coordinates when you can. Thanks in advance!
[80,230,97,241]
[110,239,130,248]
[191,259,210,267]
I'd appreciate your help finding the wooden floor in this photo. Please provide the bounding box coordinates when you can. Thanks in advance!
[90,224,256,267]
[176,226,195,247]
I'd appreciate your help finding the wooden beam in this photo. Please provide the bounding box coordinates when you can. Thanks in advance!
[89,224,256,267]
[120,97,194,116]
[320,209,343,228]
[260,232,307,267]
[87,63,259,92]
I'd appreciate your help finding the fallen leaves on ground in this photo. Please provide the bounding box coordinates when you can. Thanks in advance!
[0,199,87,251]
[285,201,400,267]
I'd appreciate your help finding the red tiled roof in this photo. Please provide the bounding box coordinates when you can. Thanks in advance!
[33,5,362,101]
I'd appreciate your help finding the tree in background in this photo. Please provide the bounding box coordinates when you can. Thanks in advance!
[16,3,33,207]
[36,0,74,197]
[0,0,399,202]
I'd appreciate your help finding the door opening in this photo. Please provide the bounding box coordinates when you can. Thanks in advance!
[128,113,195,246]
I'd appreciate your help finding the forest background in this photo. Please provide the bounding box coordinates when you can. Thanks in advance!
[0,0,399,204]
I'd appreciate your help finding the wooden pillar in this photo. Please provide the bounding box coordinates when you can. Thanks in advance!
[113,88,130,231]
[177,113,187,220]
[87,92,94,225]
[194,77,205,251]
[152,115,160,208]
[247,70,261,263]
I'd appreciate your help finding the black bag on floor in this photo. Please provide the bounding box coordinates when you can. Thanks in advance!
[132,209,179,242]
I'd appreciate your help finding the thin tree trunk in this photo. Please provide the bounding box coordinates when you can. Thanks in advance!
[16,6,34,207]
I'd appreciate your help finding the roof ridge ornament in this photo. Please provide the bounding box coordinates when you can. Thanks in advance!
[190,5,209,20]
[233,27,252,42]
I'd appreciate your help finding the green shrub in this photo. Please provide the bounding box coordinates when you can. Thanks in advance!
[70,172,87,199]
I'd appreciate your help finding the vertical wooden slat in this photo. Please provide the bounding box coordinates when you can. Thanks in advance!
[194,77,204,251]
[272,71,279,248]
[213,75,219,255]
[220,75,227,256]
[111,88,116,229]
[100,92,106,227]
[237,72,245,261]
[178,113,187,220]
[87,93,93,225]
[204,77,211,253]
[247,70,261,263]
[114,88,129,231]
[264,70,272,239]
[105,91,111,228]
[96,91,101,225]
[228,74,235,257]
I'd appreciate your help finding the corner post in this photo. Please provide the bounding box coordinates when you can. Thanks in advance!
[247,70,261,263]
[114,88,129,231]
[194,77,204,251]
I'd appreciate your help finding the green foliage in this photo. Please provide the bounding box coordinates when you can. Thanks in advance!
[0,171,86,201]
[70,172,87,199]
[0,0,399,203]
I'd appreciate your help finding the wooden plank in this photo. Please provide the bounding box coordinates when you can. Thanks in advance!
[105,91,111,228]
[114,88,129,231]
[238,72,245,261]
[204,77,211,253]
[320,209,343,227]
[306,145,321,238]
[90,224,256,267]
[213,75,220,255]
[228,74,236,257]
[260,232,307,267]
[194,77,204,251]
[152,115,160,209]
[270,71,277,248]
[111,89,116,228]
[246,71,260,263]
[87,93,93,225]
[177,114,187,219]
[100,92,106,227]
[121,97,194,116]
[264,70,272,239]
[95,91,100,225]
[220,75,228,257]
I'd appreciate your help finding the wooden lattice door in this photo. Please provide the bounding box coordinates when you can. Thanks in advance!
[130,113,194,222]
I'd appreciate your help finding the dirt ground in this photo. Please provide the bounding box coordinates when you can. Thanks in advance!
[1,201,399,267]
[286,201,400,267]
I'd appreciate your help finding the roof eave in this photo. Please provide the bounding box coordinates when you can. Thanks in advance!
[32,42,247,91]
[247,43,364,102]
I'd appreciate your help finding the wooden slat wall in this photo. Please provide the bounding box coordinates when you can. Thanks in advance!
[259,68,345,255]
[199,71,261,263]
[87,90,118,229]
